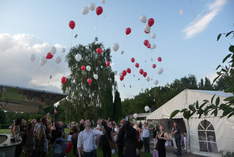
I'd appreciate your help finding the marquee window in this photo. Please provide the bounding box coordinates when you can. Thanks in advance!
[198,120,218,153]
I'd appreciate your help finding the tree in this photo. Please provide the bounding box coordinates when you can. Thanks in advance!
[171,30,234,119]
[61,38,117,120]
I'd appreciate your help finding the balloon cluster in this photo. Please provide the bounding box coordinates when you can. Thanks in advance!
[81,2,104,16]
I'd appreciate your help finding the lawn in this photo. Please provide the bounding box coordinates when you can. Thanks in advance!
[0,129,10,134]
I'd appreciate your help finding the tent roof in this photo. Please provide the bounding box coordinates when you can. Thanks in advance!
[146,89,233,120]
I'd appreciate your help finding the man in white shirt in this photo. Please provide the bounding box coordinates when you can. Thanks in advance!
[77,120,103,157]
[142,122,150,152]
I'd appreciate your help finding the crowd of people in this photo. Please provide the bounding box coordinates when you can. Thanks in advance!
[10,116,186,157]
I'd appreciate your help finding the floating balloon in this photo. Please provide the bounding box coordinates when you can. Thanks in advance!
[150,32,156,39]
[139,16,147,23]
[86,65,91,71]
[122,70,127,76]
[46,52,53,59]
[135,63,140,68]
[131,57,135,63]
[144,40,150,47]
[30,54,36,62]
[96,6,103,15]
[144,25,151,34]
[154,80,159,85]
[120,76,124,81]
[139,69,144,75]
[152,64,157,69]
[82,6,89,15]
[81,65,86,71]
[55,56,61,64]
[158,68,164,74]
[125,27,132,35]
[179,9,184,15]
[75,54,82,62]
[147,77,150,82]
[143,72,147,77]
[96,48,103,54]
[87,78,93,86]
[157,57,162,62]
[127,68,131,73]
[62,48,66,53]
[112,43,119,52]
[61,76,68,84]
[121,51,124,55]
[51,46,56,54]
[93,74,98,80]
[148,18,155,27]
[147,43,151,48]
[100,0,106,4]
[144,106,150,112]
[133,113,138,119]
[151,44,156,49]
[69,20,76,30]
[89,3,96,11]
[105,61,110,67]
[40,57,47,66]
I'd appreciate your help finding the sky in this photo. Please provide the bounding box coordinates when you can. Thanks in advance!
[0,0,233,99]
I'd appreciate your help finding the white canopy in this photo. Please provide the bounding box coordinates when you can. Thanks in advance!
[146,89,234,156]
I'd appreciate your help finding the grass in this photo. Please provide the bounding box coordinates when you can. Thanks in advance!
[0,129,11,134]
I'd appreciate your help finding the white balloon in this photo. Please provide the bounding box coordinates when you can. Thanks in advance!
[144,25,151,33]
[158,68,164,75]
[81,6,89,15]
[144,106,150,112]
[139,16,147,23]
[55,56,61,64]
[100,0,106,4]
[30,54,36,62]
[75,54,82,62]
[147,77,150,82]
[93,74,98,80]
[151,44,156,49]
[150,32,156,39]
[86,65,91,71]
[179,9,184,15]
[133,113,138,119]
[51,46,56,54]
[40,57,47,66]
[154,80,159,85]
[89,3,96,11]
[112,43,119,52]
[62,48,66,53]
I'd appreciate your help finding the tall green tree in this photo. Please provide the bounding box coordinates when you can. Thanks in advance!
[61,39,117,120]
[113,90,122,122]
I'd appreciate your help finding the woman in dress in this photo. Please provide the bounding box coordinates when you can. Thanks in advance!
[156,124,169,157]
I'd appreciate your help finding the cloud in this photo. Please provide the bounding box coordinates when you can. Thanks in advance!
[183,0,227,39]
[0,33,69,93]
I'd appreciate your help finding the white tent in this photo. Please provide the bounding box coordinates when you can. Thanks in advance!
[146,89,234,157]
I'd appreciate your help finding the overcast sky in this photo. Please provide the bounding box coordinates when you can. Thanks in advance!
[0,0,233,98]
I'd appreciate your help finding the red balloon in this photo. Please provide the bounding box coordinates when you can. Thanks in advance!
[139,69,144,75]
[120,76,124,81]
[144,40,150,47]
[122,70,127,76]
[69,20,76,30]
[87,78,93,86]
[96,6,103,15]
[148,18,155,27]
[46,52,53,59]
[135,63,140,68]
[81,65,86,71]
[127,68,131,73]
[105,61,110,67]
[144,30,150,34]
[96,48,103,54]
[125,27,132,35]
[147,43,151,48]
[152,64,157,69]
[131,57,135,63]
[143,72,147,77]
[157,57,162,62]
[61,76,68,84]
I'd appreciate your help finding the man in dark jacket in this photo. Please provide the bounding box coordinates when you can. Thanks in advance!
[116,120,125,157]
